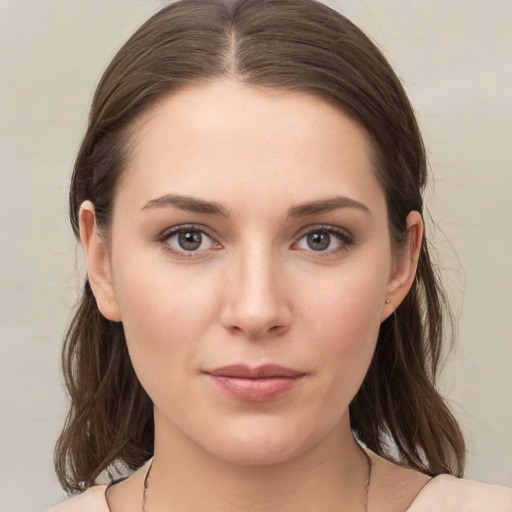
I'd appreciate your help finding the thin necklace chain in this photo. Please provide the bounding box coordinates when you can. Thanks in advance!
[142,448,372,512]
[361,447,372,511]
[142,460,152,512]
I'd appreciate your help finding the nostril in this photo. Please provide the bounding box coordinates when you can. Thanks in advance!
[225,318,289,338]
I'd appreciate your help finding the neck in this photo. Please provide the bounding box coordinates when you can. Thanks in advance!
[147,411,369,512]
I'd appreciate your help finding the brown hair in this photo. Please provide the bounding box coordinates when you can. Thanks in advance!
[56,0,465,493]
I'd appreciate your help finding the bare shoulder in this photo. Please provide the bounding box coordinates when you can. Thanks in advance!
[407,474,512,512]
[367,451,512,511]
[47,485,109,512]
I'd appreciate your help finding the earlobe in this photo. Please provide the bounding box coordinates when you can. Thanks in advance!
[381,211,423,321]
[79,201,121,322]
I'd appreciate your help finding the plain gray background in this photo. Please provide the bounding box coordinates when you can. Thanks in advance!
[0,1,511,510]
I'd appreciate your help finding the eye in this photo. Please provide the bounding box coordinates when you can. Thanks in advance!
[305,232,332,251]
[159,225,221,254]
[293,226,352,254]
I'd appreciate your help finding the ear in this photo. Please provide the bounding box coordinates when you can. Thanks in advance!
[79,200,121,322]
[381,211,423,322]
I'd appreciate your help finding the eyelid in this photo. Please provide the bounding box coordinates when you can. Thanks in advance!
[294,224,353,242]
[157,223,222,256]
[291,224,354,254]
[155,223,353,258]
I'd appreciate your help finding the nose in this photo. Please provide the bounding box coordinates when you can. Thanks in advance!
[220,245,292,338]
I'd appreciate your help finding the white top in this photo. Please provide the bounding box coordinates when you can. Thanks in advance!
[48,475,512,511]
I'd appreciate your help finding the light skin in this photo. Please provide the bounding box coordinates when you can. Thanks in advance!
[81,80,428,511]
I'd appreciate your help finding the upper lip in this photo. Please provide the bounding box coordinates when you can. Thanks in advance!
[204,364,305,379]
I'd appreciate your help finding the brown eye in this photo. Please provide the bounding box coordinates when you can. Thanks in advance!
[178,230,203,251]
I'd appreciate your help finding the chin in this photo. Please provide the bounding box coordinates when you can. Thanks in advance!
[197,416,331,467]
[212,438,307,467]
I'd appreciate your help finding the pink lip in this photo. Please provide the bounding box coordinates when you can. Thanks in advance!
[204,364,305,402]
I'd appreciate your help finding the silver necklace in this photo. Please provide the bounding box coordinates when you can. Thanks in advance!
[361,448,372,511]
[142,461,152,512]
[142,449,372,512]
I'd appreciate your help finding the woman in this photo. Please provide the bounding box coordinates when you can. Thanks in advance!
[50,0,512,510]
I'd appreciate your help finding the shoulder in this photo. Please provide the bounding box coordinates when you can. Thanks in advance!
[47,484,110,512]
[408,474,512,511]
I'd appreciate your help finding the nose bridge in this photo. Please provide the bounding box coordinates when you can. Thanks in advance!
[221,238,290,337]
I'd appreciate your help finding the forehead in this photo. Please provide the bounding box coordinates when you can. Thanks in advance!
[118,79,385,214]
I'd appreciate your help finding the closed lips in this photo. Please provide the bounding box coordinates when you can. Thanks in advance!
[204,364,305,401]
[204,364,305,379]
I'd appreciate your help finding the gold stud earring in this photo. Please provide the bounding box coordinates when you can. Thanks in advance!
[385,299,391,305]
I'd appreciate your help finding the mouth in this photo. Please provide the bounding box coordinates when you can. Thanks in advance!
[203,364,306,402]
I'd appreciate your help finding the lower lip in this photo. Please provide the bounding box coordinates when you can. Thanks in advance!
[206,375,303,402]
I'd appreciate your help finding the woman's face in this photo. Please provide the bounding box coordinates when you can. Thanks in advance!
[82,80,419,465]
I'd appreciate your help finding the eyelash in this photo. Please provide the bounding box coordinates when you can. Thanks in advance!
[293,225,354,257]
[157,224,221,258]
[156,224,354,258]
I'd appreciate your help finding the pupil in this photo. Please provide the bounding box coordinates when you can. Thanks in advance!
[178,231,202,250]
[307,232,330,251]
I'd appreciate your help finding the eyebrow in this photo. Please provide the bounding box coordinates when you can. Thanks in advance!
[287,196,371,217]
[141,194,370,218]
[142,194,230,217]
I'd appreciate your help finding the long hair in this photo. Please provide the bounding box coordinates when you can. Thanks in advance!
[56,0,465,493]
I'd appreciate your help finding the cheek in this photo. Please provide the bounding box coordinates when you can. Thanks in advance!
[312,297,381,379]
[303,258,389,337]
[110,249,220,381]
[299,261,389,390]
